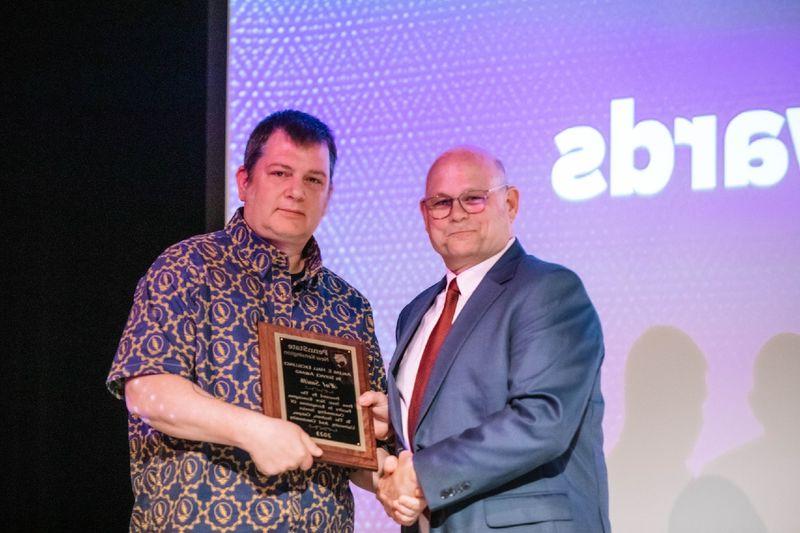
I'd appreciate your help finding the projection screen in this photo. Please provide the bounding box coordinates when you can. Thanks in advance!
[225,2,800,531]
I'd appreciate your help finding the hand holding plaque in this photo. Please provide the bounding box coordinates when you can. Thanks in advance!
[257,322,378,471]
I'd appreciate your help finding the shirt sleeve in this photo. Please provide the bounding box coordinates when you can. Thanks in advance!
[360,300,387,395]
[358,299,398,454]
[106,252,198,399]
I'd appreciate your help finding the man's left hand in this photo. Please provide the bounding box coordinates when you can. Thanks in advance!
[358,390,391,441]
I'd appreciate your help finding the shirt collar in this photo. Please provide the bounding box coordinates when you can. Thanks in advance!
[446,237,515,300]
[225,207,323,281]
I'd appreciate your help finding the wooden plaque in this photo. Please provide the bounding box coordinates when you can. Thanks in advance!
[257,322,378,471]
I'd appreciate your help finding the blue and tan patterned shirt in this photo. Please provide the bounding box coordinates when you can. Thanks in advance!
[107,209,386,532]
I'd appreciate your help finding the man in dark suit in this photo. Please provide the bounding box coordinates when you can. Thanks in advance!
[377,146,609,532]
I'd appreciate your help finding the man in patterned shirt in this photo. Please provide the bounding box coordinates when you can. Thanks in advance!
[108,110,390,531]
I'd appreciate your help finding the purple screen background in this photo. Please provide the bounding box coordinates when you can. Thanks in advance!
[226,1,800,530]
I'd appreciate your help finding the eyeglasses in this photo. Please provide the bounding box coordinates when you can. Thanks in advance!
[420,184,509,220]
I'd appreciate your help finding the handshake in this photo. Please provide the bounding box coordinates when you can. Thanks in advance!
[376,450,427,526]
[358,391,427,526]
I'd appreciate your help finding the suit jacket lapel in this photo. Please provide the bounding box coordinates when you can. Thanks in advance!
[388,278,445,450]
[411,240,526,440]
[389,278,446,377]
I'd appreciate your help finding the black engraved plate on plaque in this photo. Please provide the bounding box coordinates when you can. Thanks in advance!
[278,337,361,446]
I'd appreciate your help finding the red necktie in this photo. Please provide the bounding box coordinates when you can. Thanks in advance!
[407,278,460,448]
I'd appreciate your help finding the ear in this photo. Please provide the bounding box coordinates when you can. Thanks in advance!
[505,186,520,222]
[235,165,249,202]
[322,183,333,216]
[419,200,431,233]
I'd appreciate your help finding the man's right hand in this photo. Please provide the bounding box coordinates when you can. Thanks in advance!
[242,416,323,476]
[377,451,427,526]
[125,374,323,476]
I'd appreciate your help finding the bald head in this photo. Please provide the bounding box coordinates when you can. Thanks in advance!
[426,146,506,193]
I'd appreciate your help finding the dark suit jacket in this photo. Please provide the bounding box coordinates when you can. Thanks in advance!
[388,240,609,532]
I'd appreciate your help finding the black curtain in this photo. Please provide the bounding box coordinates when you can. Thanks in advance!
[6,2,213,529]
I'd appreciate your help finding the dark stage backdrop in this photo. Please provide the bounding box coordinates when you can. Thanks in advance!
[7,3,212,530]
